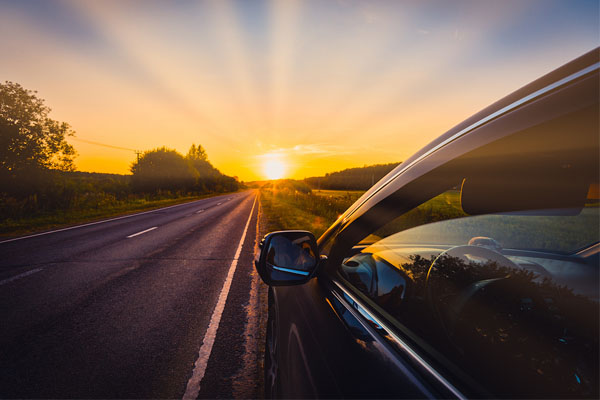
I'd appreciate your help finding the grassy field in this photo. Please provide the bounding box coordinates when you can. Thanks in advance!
[258,188,463,240]
[0,192,238,238]
[312,189,365,199]
[260,186,599,253]
[259,188,364,238]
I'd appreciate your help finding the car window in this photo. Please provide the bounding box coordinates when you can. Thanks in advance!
[362,187,599,254]
[340,187,599,398]
[337,108,599,398]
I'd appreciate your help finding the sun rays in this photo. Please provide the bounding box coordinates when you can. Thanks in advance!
[2,1,597,180]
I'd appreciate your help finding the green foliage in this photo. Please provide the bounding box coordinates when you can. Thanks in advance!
[130,145,240,194]
[0,193,214,236]
[0,171,131,220]
[0,81,77,197]
[260,188,361,238]
[0,169,240,236]
[186,143,208,161]
[0,81,76,171]
[184,144,240,193]
[185,143,228,192]
[373,190,466,239]
[131,147,197,192]
[0,82,241,236]
[304,162,400,190]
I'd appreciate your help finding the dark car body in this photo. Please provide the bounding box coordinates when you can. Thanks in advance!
[256,49,599,399]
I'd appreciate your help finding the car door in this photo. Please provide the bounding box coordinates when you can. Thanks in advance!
[266,49,598,399]
[271,264,448,398]
[308,63,598,398]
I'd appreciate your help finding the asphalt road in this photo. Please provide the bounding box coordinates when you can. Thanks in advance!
[0,190,266,399]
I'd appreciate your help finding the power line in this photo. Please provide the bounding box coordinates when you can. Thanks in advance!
[70,137,138,152]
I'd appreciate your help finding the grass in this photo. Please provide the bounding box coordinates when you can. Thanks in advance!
[312,189,365,199]
[260,187,599,254]
[0,191,240,238]
[259,189,364,238]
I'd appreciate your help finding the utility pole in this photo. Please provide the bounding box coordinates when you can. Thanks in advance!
[135,150,141,163]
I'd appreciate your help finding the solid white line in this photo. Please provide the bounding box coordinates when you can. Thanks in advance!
[195,209,205,214]
[183,195,257,400]
[0,268,43,287]
[0,195,238,245]
[126,226,157,238]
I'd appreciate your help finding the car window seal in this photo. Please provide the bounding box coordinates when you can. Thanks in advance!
[574,241,599,258]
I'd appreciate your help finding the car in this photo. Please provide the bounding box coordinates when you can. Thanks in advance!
[254,48,599,399]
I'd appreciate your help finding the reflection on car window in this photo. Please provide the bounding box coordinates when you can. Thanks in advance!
[340,160,599,399]
[342,253,407,309]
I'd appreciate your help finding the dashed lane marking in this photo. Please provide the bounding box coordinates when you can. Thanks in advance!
[0,268,44,287]
[126,227,157,238]
[0,195,241,245]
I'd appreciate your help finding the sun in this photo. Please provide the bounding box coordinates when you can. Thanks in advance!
[263,158,287,180]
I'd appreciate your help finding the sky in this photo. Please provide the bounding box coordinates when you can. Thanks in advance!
[0,0,598,181]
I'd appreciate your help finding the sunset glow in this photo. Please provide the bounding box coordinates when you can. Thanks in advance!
[263,157,287,180]
[0,0,597,181]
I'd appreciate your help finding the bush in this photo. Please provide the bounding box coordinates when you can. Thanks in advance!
[131,147,197,193]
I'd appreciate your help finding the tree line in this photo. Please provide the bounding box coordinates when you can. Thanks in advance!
[304,162,400,190]
[0,81,240,220]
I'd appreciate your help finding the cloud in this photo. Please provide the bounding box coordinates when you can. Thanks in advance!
[292,144,343,155]
[255,143,353,158]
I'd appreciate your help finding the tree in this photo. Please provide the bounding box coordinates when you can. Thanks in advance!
[131,144,240,194]
[185,143,217,185]
[0,81,76,173]
[186,144,207,162]
[186,144,217,177]
[304,162,400,190]
[184,144,236,192]
[130,147,197,193]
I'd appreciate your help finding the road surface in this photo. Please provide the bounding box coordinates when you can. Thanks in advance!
[0,190,266,398]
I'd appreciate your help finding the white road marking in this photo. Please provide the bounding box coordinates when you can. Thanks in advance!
[126,227,157,238]
[232,197,263,398]
[0,195,239,245]
[0,268,43,287]
[196,209,205,214]
[216,202,222,205]
[183,195,257,400]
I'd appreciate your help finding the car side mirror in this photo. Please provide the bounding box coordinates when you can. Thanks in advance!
[254,230,320,286]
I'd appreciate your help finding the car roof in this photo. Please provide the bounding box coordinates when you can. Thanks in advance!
[319,47,600,246]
